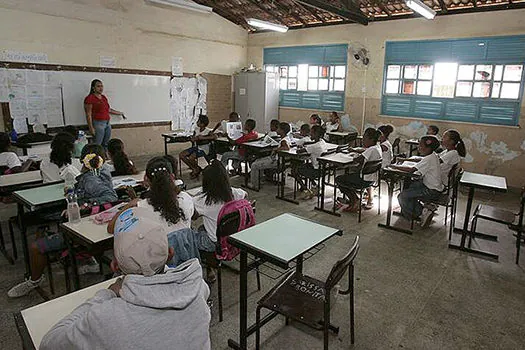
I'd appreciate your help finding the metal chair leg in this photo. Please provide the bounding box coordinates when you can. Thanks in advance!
[350,264,355,344]
[516,231,522,265]
[358,190,362,223]
[46,254,55,295]
[324,302,330,350]
[255,305,262,350]
[218,264,223,322]
[9,218,17,260]
[256,266,261,291]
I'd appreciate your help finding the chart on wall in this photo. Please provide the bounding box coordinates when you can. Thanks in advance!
[0,68,64,133]
[170,75,207,131]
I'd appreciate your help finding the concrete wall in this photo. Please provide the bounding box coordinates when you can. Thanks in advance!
[0,0,247,157]
[248,9,525,187]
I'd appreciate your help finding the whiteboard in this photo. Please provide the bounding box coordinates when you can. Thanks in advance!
[61,71,171,126]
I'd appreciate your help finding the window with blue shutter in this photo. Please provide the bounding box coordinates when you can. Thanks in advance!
[381,35,525,126]
[264,44,348,111]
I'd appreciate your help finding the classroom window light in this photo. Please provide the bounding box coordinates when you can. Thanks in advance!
[264,64,347,93]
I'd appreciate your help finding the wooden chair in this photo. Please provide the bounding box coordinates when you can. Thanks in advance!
[255,236,360,350]
[200,203,261,322]
[391,137,405,163]
[337,160,382,222]
[470,186,525,264]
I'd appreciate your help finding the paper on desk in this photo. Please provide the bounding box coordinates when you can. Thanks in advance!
[401,161,417,167]
[113,178,138,189]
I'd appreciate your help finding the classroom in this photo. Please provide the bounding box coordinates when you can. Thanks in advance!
[0,0,524,349]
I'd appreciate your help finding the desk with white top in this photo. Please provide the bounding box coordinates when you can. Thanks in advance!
[227,213,342,350]
[161,132,192,156]
[15,277,118,350]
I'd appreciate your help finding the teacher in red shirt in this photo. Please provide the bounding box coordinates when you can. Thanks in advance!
[84,79,125,151]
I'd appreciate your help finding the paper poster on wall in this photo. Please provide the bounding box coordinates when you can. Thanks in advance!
[172,57,183,77]
[26,70,45,85]
[0,86,9,102]
[9,99,27,119]
[100,56,117,68]
[8,69,27,85]
[26,85,44,99]
[2,50,48,63]
[9,85,26,100]
[27,109,45,125]
[0,68,7,86]
[13,118,28,133]
[45,71,62,86]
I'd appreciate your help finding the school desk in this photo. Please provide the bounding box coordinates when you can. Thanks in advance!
[240,140,276,191]
[13,182,67,276]
[0,171,44,264]
[112,171,145,190]
[227,213,342,350]
[161,132,192,156]
[61,205,125,291]
[15,277,118,350]
[405,139,419,157]
[326,131,358,145]
[14,140,52,156]
[448,171,507,260]
[315,152,359,217]
[276,143,340,205]
[377,167,422,235]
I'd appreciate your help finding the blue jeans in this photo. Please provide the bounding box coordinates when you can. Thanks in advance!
[398,180,440,219]
[93,120,111,150]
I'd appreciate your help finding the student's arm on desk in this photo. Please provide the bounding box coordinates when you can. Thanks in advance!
[389,164,417,173]
[39,289,118,350]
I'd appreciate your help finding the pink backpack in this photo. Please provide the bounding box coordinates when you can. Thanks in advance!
[216,199,255,261]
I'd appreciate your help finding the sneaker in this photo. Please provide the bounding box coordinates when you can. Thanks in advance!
[78,262,100,275]
[8,275,45,298]
[302,189,313,200]
[420,208,435,228]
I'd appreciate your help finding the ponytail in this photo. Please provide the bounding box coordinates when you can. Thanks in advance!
[445,129,466,157]
[146,157,184,225]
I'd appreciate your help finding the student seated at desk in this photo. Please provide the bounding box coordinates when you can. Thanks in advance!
[7,145,116,298]
[64,125,88,159]
[40,211,211,350]
[0,132,33,174]
[310,113,323,127]
[221,118,258,172]
[294,124,312,147]
[193,160,247,281]
[212,111,240,135]
[390,136,443,228]
[107,138,138,176]
[179,114,216,179]
[378,124,394,168]
[427,125,439,136]
[40,132,81,183]
[325,111,341,134]
[335,127,382,212]
[439,129,465,185]
[249,122,292,190]
[268,119,280,137]
[295,125,328,199]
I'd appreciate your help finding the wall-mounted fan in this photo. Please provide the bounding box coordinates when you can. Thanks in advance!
[351,46,370,67]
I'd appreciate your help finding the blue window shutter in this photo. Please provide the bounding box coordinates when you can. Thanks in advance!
[414,99,443,118]
[445,101,477,121]
[479,102,518,125]
[451,41,487,61]
[321,93,345,110]
[486,36,525,63]
[382,96,411,115]
[418,41,452,62]
[301,92,322,109]
[385,41,418,64]
[280,91,301,108]
[264,44,348,66]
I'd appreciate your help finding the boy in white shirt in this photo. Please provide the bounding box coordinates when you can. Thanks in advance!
[295,125,328,199]
[324,111,341,141]
[0,132,33,174]
[249,122,292,190]
[335,128,382,212]
[179,114,216,179]
[268,119,280,138]
[378,125,394,169]
[390,136,444,227]
[294,124,312,147]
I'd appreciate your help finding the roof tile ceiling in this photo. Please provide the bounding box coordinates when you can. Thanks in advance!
[192,0,525,30]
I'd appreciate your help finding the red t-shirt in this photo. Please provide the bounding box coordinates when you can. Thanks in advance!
[236,131,258,157]
[84,94,110,121]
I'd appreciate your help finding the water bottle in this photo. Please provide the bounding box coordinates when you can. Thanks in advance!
[9,129,17,142]
[66,190,81,224]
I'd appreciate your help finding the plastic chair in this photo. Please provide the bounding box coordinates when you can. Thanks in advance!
[255,236,360,350]
[470,186,525,264]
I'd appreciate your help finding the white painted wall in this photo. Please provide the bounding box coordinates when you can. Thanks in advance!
[0,0,248,74]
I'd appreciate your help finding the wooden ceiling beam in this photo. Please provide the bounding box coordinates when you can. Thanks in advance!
[437,0,449,13]
[270,1,308,25]
[295,1,326,23]
[297,0,369,25]
[198,0,252,30]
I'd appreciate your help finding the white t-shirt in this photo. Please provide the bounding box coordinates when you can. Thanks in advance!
[295,136,312,147]
[362,144,382,182]
[268,131,279,138]
[325,122,339,133]
[138,191,194,233]
[381,140,393,169]
[195,126,213,154]
[415,152,444,192]
[439,149,461,186]
[193,187,247,242]
[40,158,81,183]
[0,152,21,169]
[305,139,329,169]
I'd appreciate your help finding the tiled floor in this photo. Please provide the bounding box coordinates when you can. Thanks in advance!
[0,157,524,349]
